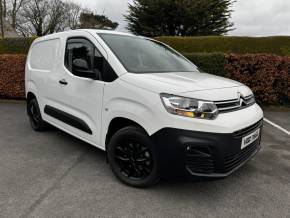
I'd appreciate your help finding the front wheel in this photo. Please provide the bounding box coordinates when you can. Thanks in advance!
[107,126,160,188]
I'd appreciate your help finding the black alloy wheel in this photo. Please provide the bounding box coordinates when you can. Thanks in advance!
[108,126,159,187]
[114,139,153,180]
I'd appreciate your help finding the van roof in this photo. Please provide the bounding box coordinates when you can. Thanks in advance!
[83,29,134,36]
[34,29,135,42]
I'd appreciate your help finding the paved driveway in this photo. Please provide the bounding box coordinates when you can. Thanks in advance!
[0,102,289,218]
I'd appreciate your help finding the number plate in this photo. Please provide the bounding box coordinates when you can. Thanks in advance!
[241,129,260,149]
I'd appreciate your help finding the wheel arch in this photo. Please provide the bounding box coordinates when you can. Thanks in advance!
[26,80,39,102]
[105,117,148,149]
[26,92,37,103]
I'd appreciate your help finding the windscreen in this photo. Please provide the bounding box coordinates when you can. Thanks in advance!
[99,34,197,74]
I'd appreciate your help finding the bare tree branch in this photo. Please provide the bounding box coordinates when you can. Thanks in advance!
[64,1,81,30]
[10,0,117,36]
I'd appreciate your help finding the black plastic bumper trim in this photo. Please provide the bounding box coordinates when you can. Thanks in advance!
[150,120,263,179]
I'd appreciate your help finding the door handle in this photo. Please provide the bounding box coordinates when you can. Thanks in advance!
[59,79,68,85]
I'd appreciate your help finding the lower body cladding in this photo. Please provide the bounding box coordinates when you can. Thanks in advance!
[150,119,263,179]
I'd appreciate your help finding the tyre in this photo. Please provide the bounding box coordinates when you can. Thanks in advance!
[107,126,160,187]
[27,98,48,132]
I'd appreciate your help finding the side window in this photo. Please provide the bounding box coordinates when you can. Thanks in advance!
[30,39,60,71]
[65,38,118,82]
[65,38,94,77]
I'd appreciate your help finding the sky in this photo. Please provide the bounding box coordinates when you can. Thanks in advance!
[71,0,290,36]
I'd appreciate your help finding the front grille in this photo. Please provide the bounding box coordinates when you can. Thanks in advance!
[224,140,259,172]
[215,95,255,113]
[234,119,263,138]
[186,146,214,174]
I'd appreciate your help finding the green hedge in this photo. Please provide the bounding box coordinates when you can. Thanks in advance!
[157,36,290,56]
[2,36,290,56]
[183,53,226,76]
[0,37,36,54]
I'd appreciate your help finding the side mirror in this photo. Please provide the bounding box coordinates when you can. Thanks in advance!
[72,59,98,80]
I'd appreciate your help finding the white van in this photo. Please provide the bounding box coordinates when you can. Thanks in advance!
[25,29,263,187]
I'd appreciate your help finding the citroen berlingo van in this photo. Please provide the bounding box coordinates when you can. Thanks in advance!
[25,30,263,187]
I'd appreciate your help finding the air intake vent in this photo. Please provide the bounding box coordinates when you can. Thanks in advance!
[185,146,214,174]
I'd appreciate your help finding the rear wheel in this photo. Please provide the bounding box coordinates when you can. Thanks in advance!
[27,99,48,131]
[107,126,159,187]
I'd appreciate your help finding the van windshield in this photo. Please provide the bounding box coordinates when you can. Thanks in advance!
[98,33,197,74]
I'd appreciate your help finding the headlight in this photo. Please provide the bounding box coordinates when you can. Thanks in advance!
[160,93,218,120]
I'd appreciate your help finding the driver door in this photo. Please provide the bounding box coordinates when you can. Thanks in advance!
[43,36,106,146]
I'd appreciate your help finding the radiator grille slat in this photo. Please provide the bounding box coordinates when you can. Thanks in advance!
[215,95,255,113]
[234,119,263,138]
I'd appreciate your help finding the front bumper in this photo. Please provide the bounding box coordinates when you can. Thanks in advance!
[151,119,263,179]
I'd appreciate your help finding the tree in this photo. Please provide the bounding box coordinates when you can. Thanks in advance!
[64,2,81,30]
[0,0,4,38]
[46,0,68,33]
[125,0,235,37]
[2,0,6,17]
[8,0,26,29]
[5,0,117,36]
[17,0,67,36]
[17,0,48,36]
[79,11,119,30]
[0,0,20,37]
